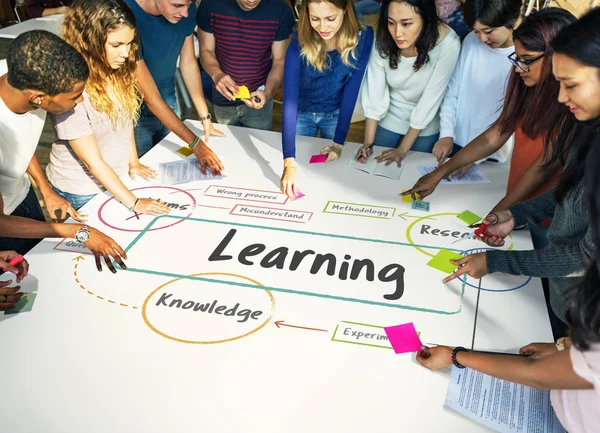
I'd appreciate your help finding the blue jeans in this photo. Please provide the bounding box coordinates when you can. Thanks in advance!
[354,0,382,22]
[374,125,439,152]
[296,109,339,139]
[135,90,181,157]
[0,186,45,255]
[52,185,97,210]
[213,99,273,131]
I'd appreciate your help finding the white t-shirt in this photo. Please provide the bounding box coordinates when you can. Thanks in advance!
[361,27,460,137]
[0,59,46,214]
[438,32,514,162]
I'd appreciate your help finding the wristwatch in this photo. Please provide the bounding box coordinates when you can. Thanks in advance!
[198,114,211,121]
[75,225,90,244]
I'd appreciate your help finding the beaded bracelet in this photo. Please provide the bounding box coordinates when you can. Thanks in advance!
[188,136,200,149]
[452,346,468,369]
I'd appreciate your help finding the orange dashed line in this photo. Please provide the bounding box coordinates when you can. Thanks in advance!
[80,285,85,290]
[87,291,94,295]
[108,300,116,304]
[76,278,80,283]
[132,306,138,309]
[74,264,78,269]
[73,263,138,309]
[97,296,104,300]
[120,303,128,307]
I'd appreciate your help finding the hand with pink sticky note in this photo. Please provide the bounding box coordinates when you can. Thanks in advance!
[384,322,423,354]
[290,190,305,201]
[310,154,327,164]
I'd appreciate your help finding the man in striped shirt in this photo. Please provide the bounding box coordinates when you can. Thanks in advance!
[197,0,294,130]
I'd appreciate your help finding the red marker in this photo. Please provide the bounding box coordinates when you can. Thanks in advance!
[2,255,23,273]
[474,223,490,239]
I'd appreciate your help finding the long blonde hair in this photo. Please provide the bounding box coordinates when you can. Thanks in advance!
[62,0,142,125]
[298,0,364,72]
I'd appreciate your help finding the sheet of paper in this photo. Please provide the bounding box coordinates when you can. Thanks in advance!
[412,200,430,212]
[427,249,464,274]
[5,292,37,315]
[383,323,423,354]
[417,165,490,184]
[159,159,222,185]
[445,366,566,433]
[456,210,482,226]
[401,189,413,203]
[373,162,403,180]
[346,157,377,174]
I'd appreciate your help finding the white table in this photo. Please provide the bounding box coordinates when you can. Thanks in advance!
[0,14,63,39]
[0,123,553,432]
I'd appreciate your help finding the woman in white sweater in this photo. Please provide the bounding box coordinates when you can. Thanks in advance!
[433,0,523,170]
[357,0,459,167]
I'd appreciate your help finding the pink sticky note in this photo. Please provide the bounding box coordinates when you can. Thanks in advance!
[309,154,327,164]
[291,190,305,201]
[384,322,423,354]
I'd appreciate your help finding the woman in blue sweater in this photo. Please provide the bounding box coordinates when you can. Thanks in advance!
[280,0,374,198]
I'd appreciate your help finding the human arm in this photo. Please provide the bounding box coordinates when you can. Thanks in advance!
[26,155,85,222]
[417,345,592,390]
[0,193,126,273]
[128,130,157,182]
[178,35,224,143]
[67,134,170,216]
[375,127,422,166]
[198,30,239,102]
[24,0,66,18]
[491,153,562,212]
[0,250,28,283]
[137,59,223,175]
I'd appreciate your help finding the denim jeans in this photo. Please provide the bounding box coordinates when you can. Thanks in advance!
[135,90,181,157]
[213,99,273,131]
[0,186,45,255]
[374,125,439,152]
[355,0,382,22]
[296,109,339,139]
[52,185,97,210]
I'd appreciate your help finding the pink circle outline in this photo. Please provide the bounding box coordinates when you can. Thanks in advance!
[97,186,196,232]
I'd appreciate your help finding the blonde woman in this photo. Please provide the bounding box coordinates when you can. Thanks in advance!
[46,0,170,216]
[280,0,373,198]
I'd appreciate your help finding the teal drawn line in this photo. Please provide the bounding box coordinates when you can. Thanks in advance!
[125,267,462,315]
[122,215,467,315]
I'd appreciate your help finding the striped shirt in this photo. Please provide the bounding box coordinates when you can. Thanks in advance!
[197,0,294,106]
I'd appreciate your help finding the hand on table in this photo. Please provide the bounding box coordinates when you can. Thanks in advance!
[355,144,374,163]
[320,143,343,162]
[134,198,171,216]
[475,211,515,246]
[520,343,559,359]
[402,171,442,201]
[129,161,158,181]
[201,118,225,144]
[213,72,239,102]
[446,163,475,180]
[0,280,23,312]
[0,250,29,283]
[85,227,128,273]
[443,252,488,284]
[43,189,87,222]
[432,137,454,167]
[192,141,224,175]
[375,148,407,167]
[280,159,298,199]
[416,346,453,371]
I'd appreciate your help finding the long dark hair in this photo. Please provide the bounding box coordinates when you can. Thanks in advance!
[549,8,600,203]
[376,0,440,71]
[496,9,576,146]
[568,124,600,350]
[473,0,522,28]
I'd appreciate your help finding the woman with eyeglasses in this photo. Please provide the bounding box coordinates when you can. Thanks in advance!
[405,9,577,249]
[417,11,600,431]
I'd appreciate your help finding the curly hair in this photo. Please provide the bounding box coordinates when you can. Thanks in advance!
[297,0,364,72]
[376,0,440,71]
[7,30,89,96]
[61,0,142,125]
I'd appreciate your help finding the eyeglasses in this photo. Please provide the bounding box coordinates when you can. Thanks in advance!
[507,52,545,73]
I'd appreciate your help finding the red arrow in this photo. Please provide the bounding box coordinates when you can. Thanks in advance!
[274,320,328,332]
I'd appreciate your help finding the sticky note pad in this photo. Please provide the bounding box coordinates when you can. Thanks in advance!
[457,210,482,226]
[384,322,423,354]
[233,85,251,99]
[427,249,464,274]
[291,190,305,201]
[309,154,327,164]
[412,200,430,212]
[176,146,193,157]
[5,292,37,315]
[401,190,413,203]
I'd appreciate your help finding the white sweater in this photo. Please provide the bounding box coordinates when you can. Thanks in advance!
[439,32,514,162]
[361,28,460,137]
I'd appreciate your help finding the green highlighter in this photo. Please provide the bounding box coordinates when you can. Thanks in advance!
[5,292,37,315]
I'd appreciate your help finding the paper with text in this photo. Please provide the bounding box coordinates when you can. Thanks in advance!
[159,159,223,185]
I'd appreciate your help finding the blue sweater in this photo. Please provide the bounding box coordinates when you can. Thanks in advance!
[281,27,374,159]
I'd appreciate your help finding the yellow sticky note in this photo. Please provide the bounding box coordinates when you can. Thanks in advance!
[233,85,251,99]
[176,146,193,156]
[402,190,419,203]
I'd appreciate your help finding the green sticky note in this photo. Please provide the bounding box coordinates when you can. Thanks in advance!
[427,250,464,274]
[456,210,482,226]
[5,292,37,315]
